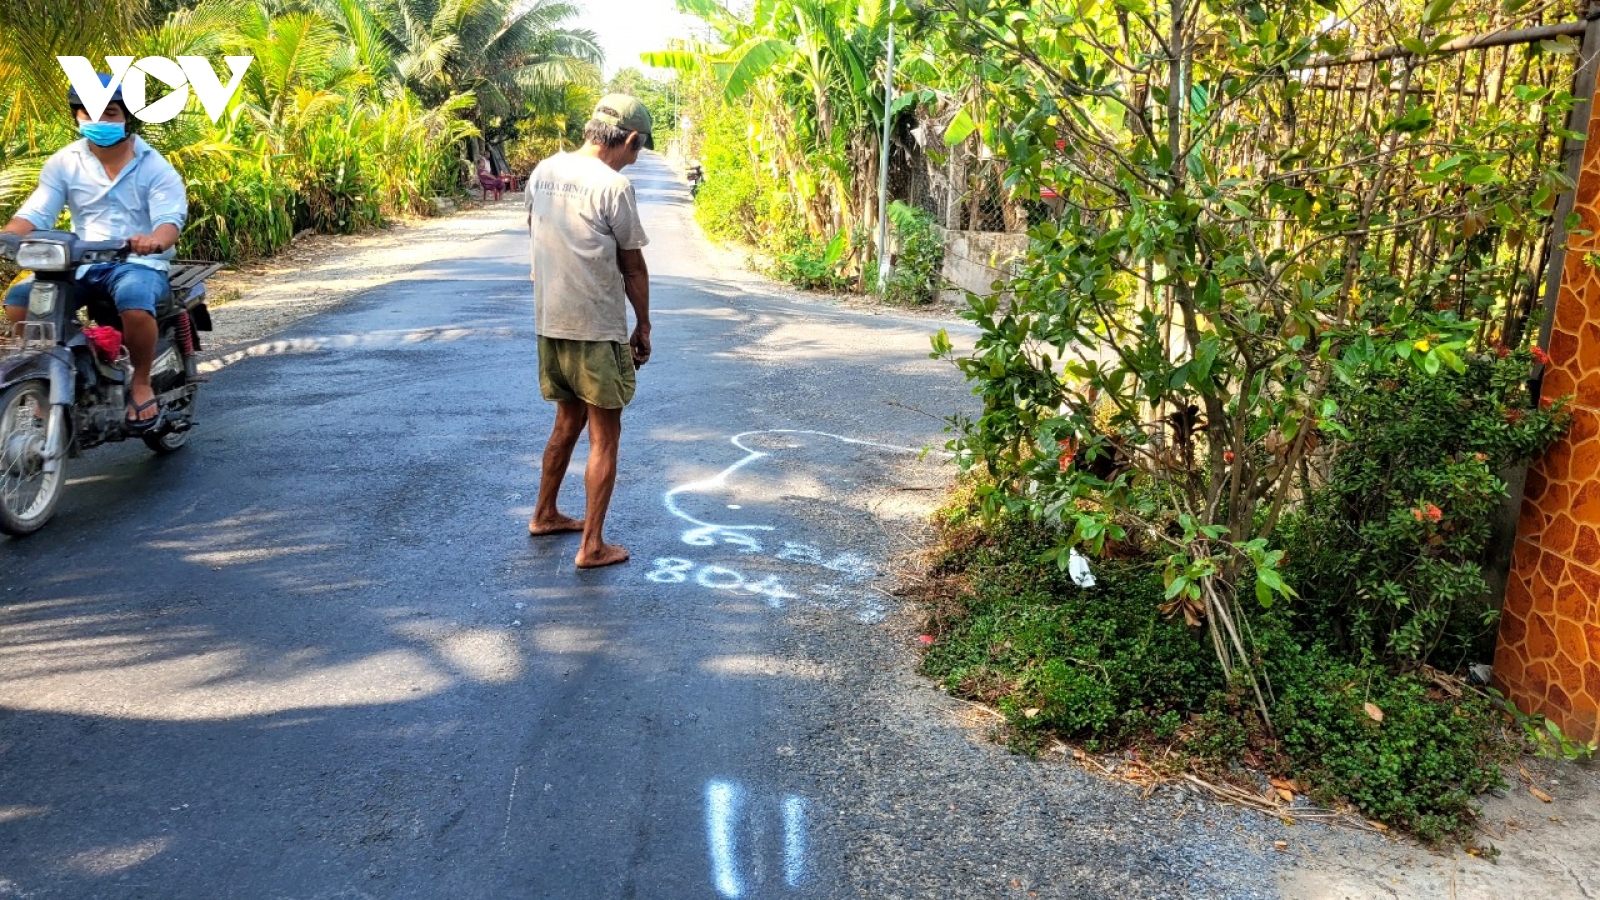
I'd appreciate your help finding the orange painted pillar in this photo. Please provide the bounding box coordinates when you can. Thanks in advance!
[1496,84,1600,744]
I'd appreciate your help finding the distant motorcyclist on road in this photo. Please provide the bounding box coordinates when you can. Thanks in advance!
[2,74,188,432]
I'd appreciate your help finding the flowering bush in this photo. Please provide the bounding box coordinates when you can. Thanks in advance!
[1278,349,1568,667]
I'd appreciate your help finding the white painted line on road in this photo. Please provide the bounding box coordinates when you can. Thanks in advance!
[707,780,744,899]
[198,326,520,374]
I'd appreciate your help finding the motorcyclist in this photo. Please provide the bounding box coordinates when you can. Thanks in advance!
[2,74,188,431]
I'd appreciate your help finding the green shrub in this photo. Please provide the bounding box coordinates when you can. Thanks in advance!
[922,515,1221,749]
[1279,350,1567,667]
[921,499,1515,842]
[880,201,944,305]
[690,91,805,251]
[506,135,567,174]
[168,92,472,263]
[180,152,296,262]
[1271,641,1508,843]
[694,161,764,244]
[773,232,850,291]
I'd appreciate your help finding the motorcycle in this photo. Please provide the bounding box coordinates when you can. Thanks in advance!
[0,231,217,535]
[687,163,704,199]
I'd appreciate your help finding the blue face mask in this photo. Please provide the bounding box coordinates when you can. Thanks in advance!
[79,121,127,147]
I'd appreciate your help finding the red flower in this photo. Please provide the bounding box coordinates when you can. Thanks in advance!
[1412,509,1424,522]
[1505,408,1526,424]
[1223,451,1236,464]
[1496,345,1511,359]
[1473,453,1488,463]
[1540,396,1553,410]
[1426,504,1443,522]
[1532,346,1551,366]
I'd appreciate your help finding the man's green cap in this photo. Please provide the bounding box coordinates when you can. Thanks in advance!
[593,94,654,150]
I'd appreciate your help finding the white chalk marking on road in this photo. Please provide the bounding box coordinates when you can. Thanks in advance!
[500,764,522,850]
[658,430,951,622]
[783,795,807,888]
[664,429,938,550]
[648,558,696,584]
[697,565,746,591]
[707,780,744,899]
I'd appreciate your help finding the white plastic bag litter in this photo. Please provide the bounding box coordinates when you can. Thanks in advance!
[1068,548,1096,589]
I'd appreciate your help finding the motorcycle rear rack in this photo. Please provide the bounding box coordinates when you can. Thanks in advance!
[168,261,223,296]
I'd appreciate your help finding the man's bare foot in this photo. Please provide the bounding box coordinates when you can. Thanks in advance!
[528,513,584,536]
[575,543,630,569]
[127,382,159,425]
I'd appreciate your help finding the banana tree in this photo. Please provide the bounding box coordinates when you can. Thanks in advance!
[649,0,902,266]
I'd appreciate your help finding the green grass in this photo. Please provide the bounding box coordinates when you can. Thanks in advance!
[921,517,1222,751]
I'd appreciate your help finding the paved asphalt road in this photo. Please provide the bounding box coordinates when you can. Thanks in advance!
[0,155,1292,900]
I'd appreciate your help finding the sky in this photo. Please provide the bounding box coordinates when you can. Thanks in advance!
[573,0,706,80]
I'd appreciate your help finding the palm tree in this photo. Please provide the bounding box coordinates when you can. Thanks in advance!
[367,0,602,150]
[0,0,144,208]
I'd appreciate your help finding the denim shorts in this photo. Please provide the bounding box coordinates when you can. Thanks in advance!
[3,262,167,316]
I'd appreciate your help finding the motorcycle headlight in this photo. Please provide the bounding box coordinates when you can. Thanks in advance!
[27,283,59,317]
[16,241,70,271]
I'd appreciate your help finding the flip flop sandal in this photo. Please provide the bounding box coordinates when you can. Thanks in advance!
[125,398,164,434]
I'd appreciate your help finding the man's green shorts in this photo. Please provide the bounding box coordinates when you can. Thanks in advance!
[537,335,636,409]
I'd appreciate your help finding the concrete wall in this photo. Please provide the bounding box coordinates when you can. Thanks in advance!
[939,228,1029,306]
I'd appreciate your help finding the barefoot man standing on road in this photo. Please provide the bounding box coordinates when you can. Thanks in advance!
[525,94,654,569]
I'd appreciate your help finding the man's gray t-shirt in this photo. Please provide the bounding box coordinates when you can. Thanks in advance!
[527,152,649,343]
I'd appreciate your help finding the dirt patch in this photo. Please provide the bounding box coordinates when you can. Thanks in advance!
[1279,755,1600,899]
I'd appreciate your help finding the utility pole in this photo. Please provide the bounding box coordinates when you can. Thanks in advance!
[876,0,896,292]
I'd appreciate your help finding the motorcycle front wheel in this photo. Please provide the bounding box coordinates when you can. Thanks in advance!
[0,380,66,536]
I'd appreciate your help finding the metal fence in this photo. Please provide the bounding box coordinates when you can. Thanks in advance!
[899,119,1020,234]
[893,4,1597,344]
[1259,15,1589,348]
